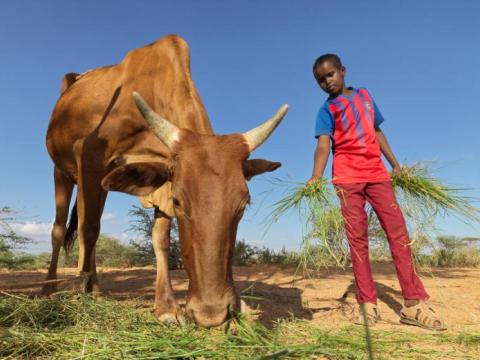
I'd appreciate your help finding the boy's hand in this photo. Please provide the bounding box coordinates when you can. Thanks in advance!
[307,176,322,185]
[391,165,401,177]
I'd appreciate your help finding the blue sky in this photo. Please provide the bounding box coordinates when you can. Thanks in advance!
[1,1,479,253]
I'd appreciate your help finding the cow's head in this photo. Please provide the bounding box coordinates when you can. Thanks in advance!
[102,92,287,327]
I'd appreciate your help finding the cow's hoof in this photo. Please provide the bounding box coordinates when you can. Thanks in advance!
[157,313,185,326]
[240,299,247,312]
[91,283,104,298]
[177,314,187,326]
[91,289,104,298]
[40,285,57,296]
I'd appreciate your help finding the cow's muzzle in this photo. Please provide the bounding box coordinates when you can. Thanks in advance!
[186,291,239,328]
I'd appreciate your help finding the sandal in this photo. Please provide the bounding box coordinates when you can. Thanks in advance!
[400,301,447,331]
[355,303,380,327]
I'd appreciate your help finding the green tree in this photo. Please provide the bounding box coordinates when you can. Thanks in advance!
[128,206,182,269]
[0,207,34,269]
[0,207,30,248]
[232,239,258,266]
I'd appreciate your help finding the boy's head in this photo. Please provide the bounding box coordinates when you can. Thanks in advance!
[313,54,346,97]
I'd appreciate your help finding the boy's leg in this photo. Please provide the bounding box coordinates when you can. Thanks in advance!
[364,181,429,300]
[336,183,377,304]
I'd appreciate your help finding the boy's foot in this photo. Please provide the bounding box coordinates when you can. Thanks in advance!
[400,301,447,331]
[354,303,380,327]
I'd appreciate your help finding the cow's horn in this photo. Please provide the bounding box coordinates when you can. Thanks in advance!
[133,91,180,149]
[243,104,288,152]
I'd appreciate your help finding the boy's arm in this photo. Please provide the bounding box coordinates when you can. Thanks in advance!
[375,127,401,175]
[308,135,331,183]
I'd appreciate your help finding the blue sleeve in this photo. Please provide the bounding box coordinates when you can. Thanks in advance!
[373,100,384,128]
[315,105,334,138]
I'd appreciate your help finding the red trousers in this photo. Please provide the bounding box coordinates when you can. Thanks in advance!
[335,181,429,304]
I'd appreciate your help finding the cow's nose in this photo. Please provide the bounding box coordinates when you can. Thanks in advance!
[186,294,239,328]
[188,306,230,328]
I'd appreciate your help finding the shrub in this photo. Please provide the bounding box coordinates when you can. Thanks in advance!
[128,206,182,269]
[233,239,259,265]
[0,206,34,269]
[233,239,300,266]
[416,236,480,267]
[61,234,138,268]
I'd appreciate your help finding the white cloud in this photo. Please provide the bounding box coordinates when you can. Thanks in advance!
[101,212,116,222]
[119,232,130,241]
[10,221,53,236]
[7,220,132,254]
[9,221,53,254]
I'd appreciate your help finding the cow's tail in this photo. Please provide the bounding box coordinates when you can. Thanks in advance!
[64,200,78,253]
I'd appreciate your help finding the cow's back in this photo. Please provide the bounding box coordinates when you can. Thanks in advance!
[47,35,213,179]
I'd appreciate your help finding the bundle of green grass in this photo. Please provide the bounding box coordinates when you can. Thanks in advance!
[391,164,479,222]
[266,163,480,269]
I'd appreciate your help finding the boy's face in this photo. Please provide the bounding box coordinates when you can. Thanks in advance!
[314,61,346,97]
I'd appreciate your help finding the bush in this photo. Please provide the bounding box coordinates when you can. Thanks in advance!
[256,246,300,265]
[0,252,37,269]
[232,239,259,265]
[233,239,300,266]
[0,206,34,269]
[416,236,480,267]
[60,234,138,268]
[128,206,182,269]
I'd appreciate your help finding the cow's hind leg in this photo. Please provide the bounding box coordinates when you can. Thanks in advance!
[42,166,74,295]
[152,208,184,325]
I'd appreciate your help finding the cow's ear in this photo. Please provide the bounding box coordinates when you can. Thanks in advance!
[101,162,171,196]
[243,159,281,180]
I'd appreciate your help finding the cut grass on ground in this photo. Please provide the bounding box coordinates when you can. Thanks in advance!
[0,293,478,359]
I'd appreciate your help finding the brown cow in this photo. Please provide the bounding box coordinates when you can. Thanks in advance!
[43,35,287,327]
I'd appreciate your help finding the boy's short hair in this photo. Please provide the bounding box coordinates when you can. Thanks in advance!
[312,54,343,73]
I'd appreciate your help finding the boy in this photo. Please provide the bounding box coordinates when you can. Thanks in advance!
[309,54,445,330]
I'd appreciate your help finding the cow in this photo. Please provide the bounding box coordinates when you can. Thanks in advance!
[43,35,288,328]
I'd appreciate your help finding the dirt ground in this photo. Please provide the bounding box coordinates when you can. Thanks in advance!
[1,263,479,334]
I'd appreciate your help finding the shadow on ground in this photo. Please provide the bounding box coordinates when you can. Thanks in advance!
[1,263,479,329]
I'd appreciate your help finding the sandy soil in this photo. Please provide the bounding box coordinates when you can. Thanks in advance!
[1,263,479,334]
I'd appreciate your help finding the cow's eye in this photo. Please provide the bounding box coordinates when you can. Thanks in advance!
[173,197,181,208]
[172,197,190,219]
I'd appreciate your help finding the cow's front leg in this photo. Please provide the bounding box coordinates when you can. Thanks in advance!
[89,247,102,296]
[75,164,107,294]
[152,208,183,325]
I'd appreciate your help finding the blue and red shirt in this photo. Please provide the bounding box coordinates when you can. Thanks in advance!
[315,87,390,184]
